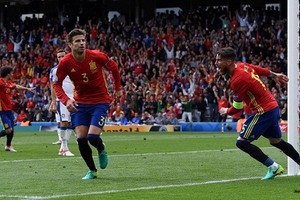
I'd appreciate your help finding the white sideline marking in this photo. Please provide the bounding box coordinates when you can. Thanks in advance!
[0,147,274,164]
[1,175,285,200]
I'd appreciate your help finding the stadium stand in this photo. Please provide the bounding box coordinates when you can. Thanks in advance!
[0,0,291,132]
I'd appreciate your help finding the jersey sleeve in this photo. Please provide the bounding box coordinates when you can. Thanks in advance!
[98,52,122,91]
[227,104,243,116]
[248,64,270,77]
[227,77,248,116]
[49,67,57,83]
[52,61,70,105]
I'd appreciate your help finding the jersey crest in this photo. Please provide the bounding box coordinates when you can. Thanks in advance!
[89,60,97,74]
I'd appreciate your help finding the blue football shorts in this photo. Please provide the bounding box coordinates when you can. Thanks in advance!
[239,107,281,141]
[71,103,109,129]
[0,111,15,129]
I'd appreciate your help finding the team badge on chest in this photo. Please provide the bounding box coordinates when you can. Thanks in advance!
[89,60,98,74]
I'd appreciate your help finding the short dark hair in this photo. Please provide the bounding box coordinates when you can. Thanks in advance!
[67,28,86,43]
[0,66,13,78]
[218,47,236,61]
[56,49,65,54]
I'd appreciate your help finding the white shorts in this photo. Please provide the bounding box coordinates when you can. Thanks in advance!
[55,101,71,122]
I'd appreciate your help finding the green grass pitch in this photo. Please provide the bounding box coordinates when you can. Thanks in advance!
[0,131,299,200]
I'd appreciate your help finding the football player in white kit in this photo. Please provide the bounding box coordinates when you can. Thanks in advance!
[49,49,75,156]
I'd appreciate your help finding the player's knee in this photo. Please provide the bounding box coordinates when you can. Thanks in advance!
[270,139,283,147]
[87,134,104,151]
[236,139,249,150]
[269,138,282,146]
[61,121,70,128]
[87,134,98,141]
[5,128,13,135]
[77,137,88,146]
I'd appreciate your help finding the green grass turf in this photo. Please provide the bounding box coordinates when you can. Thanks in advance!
[0,131,299,200]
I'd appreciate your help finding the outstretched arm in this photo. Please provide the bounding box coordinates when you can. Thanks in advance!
[269,71,289,84]
[249,64,289,84]
[16,84,35,93]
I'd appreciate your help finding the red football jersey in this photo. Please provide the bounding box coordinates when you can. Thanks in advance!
[53,49,121,105]
[0,78,16,111]
[227,63,278,115]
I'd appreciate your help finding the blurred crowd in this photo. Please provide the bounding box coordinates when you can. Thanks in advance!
[0,5,289,125]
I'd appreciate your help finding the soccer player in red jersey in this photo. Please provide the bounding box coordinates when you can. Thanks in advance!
[0,66,35,152]
[216,47,300,180]
[53,29,122,180]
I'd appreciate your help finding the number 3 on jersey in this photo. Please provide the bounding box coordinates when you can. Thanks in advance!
[81,73,89,83]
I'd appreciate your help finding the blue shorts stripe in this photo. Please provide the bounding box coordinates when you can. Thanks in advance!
[239,107,281,141]
[244,114,260,139]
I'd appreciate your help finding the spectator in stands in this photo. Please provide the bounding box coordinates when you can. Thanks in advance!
[16,110,27,122]
[140,111,155,125]
[235,9,249,32]
[154,112,166,125]
[111,105,124,122]
[25,108,34,122]
[123,103,134,122]
[213,86,229,123]
[116,112,128,125]
[0,3,288,126]
[131,113,141,124]
[163,42,174,60]
[9,35,24,54]
[204,84,218,122]
[166,112,178,125]
[194,95,207,122]
[144,94,158,114]
[34,107,43,122]
[219,15,231,29]
[173,98,182,119]
[280,100,287,122]
[181,94,193,123]
[239,51,250,63]
[20,117,31,126]
[26,97,35,110]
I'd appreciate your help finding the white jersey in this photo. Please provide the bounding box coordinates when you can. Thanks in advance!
[50,65,74,100]
[50,65,74,123]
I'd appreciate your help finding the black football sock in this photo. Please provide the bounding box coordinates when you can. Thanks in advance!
[272,140,300,165]
[236,140,269,164]
[77,138,97,171]
[6,130,14,146]
[0,130,7,138]
[87,134,105,153]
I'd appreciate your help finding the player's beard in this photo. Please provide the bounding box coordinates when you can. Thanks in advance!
[220,66,228,75]
[77,46,85,54]
[73,47,86,60]
[75,48,85,57]
[77,50,84,55]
